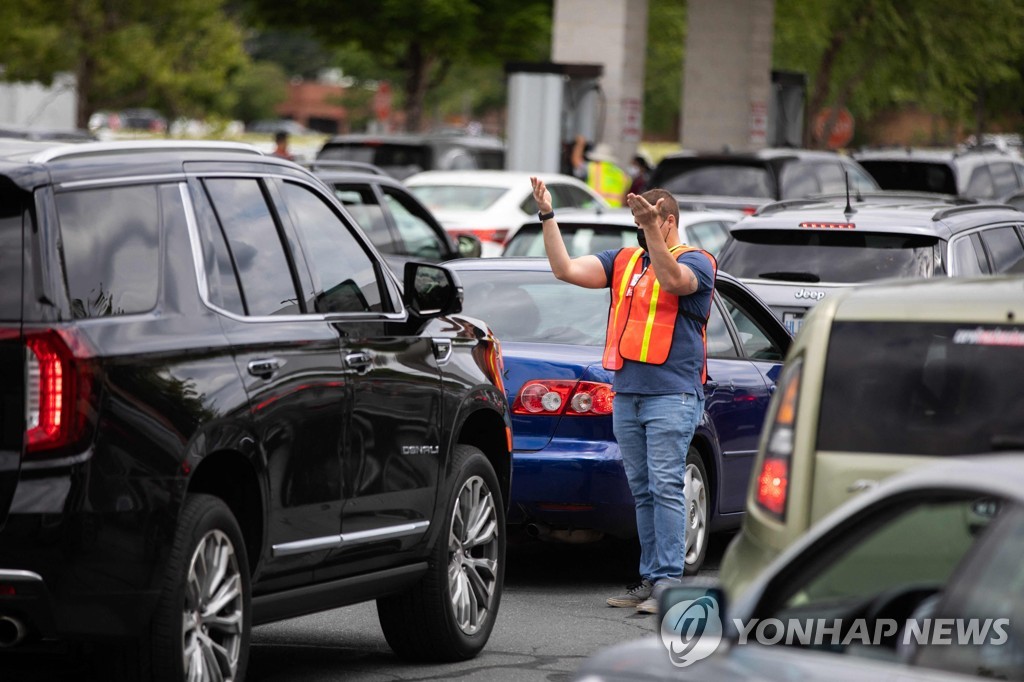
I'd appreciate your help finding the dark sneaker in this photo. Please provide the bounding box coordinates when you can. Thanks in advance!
[606,579,654,608]
[636,577,681,614]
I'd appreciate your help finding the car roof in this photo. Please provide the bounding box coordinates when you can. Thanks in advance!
[659,147,855,162]
[321,132,504,149]
[824,274,1024,323]
[729,196,1023,238]
[404,169,587,187]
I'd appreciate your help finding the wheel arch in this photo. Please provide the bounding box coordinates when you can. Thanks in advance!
[453,404,511,510]
[187,450,264,576]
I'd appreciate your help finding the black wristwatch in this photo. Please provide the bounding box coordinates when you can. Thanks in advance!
[538,210,555,221]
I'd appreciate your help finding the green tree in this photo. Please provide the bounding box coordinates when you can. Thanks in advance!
[244,0,552,132]
[642,0,687,140]
[0,0,250,129]
[774,0,1024,147]
[230,61,290,124]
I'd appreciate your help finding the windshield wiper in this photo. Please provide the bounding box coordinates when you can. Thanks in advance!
[757,271,821,283]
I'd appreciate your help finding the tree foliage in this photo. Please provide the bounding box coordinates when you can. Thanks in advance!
[774,0,1024,147]
[0,0,250,128]
[243,0,553,132]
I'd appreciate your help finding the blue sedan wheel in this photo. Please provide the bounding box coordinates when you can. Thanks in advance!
[684,448,709,575]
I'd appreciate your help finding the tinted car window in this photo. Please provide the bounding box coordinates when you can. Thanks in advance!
[990,162,1021,197]
[844,163,881,193]
[966,164,996,199]
[0,181,26,320]
[980,225,1024,273]
[818,321,1024,455]
[331,184,393,251]
[319,143,431,179]
[687,220,730,256]
[279,181,385,313]
[660,163,773,198]
[706,302,738,357]
[190,181,246,315]
[858,160,958,195]
[55,184,161,318]
[718,230,941,283]
[203,179,300,317]
[780,161,823,198]
[949,234,990,276]
[381,188,446,260]
[721,293,784,361]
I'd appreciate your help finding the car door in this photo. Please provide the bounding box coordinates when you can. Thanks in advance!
[705,280,790,514]
[188,174,349,585]
[272,177,443,575]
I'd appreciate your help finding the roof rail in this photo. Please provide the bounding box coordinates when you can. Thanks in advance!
[932,203,1022,221]
[753,198,826,216]
[29,140,263,164]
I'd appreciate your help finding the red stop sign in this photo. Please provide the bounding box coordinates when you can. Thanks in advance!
[814,107,854,149]
[374,82,392,122]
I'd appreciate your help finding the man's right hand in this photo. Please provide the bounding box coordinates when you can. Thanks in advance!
[531,177,553,214]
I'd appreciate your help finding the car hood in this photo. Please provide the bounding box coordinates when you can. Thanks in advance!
[501,341,610,452]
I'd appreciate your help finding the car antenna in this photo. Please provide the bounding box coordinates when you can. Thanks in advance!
[843,170,856,220]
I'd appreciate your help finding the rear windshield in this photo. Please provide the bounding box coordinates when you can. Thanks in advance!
[502,224,638,257]
[818,321,1024,455]
[655,160,773,198]
[0,179,26,320]
[408,185,506,212]
[858,160,958,196]
[318,143,431,178]
[717,229,942,283]
[456,269,609,345]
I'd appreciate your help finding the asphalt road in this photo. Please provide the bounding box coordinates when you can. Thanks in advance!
[246,530,732,682]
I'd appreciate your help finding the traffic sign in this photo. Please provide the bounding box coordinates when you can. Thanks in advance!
[814,107,854,149]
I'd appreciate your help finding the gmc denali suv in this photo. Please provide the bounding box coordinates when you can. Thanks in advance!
[0,139,512,681]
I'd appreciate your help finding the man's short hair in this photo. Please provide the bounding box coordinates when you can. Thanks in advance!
[275,131,289,144]
[642,188,679,223]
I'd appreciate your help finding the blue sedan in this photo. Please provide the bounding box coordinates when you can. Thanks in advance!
[446,258,792,573]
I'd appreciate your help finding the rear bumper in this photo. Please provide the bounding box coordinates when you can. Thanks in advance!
[508,440,637,538]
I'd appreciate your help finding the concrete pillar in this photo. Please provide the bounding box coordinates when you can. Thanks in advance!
[551,0,648,170]
[681,0,775,151]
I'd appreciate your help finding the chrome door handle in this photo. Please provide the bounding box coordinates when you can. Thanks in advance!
[344,352,373,374]
[247,358,281,379]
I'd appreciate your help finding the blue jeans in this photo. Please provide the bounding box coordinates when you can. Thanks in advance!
[613,392,703,581]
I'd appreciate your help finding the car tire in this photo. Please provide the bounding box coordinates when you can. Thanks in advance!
[377,444,505,661]
[684,448,709,576]
[150,493,251,682]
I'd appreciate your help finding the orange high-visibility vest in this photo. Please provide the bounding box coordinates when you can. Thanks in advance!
[602,245,718,380]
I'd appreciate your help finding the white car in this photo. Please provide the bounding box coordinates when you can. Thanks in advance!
[405,170,610,257]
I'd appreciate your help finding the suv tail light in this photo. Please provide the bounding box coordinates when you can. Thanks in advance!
[756,358,801,519]
[512,380,614,416]
[24,329,93,455]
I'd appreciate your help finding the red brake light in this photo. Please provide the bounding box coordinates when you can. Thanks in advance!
[513,380,614,416]
[799,221,855,229]
[756,457,789,516]
[25,329,92,455]
[742,206,758,215]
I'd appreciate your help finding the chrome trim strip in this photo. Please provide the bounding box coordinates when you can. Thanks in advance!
[29,140,263,164]
[271,520,430,557]
[0,569,44,582]
[57,173,186,190]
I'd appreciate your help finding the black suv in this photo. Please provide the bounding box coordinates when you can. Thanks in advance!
[854,146,1024,201]
[716,193,1024,334]
[0,140,512,680]
[647,148,879,214]
[317,132,505,180]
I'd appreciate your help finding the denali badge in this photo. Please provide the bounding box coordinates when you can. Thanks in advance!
[402,445,440,456]
[794,288,825,301]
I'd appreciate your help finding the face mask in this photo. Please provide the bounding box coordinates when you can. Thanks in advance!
[636,228,648,252]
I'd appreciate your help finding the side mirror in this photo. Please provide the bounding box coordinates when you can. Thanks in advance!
[402,262,463,317]
[457,233,482,258]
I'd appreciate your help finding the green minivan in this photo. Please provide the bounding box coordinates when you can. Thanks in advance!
[721,274,1024,600]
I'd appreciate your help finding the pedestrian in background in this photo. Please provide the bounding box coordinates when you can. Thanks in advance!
[627,152,653,198]
[530,176,717,615]
[571,134,631,207]
[272,130,294,161]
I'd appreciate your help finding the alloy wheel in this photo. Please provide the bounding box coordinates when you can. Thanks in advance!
[447,475,499,635]
[183,529,244,681]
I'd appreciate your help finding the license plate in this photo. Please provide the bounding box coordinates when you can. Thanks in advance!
[783,312,804,335]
